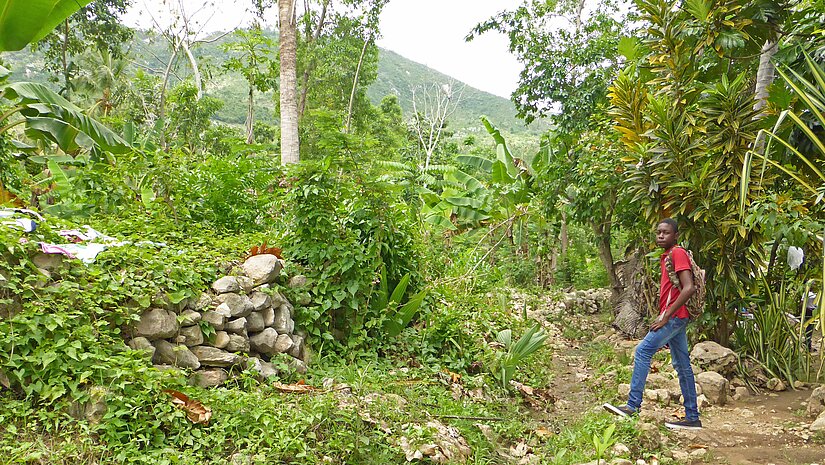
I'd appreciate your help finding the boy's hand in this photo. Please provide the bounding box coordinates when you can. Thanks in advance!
[650,314,668,331]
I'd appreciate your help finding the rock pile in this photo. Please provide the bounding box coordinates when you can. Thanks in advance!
[127,254,309,387]
[541,288,612,315]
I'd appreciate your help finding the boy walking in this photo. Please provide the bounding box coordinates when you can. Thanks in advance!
[603,218,702,430]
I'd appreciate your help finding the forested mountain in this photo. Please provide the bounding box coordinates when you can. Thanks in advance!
[1,30,546,134]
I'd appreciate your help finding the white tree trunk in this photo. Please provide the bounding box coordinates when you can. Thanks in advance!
[754,40,777,114]
[246,86,255,144]
[279,0,300,164]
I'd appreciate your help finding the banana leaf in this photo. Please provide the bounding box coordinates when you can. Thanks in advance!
[2,82,129,154]
[0,0,92,51]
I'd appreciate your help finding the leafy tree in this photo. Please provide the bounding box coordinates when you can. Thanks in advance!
[222,26,277,144]
[33,0,133,98]
[610,0,782,341]
[166,81,223,154]
[468,0,629,133]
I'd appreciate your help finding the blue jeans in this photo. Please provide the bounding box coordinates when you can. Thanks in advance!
[627,317,699,421]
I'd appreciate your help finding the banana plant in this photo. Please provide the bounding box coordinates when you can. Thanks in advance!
[372,266,427,338]
[0,0,92,51]
[492,323,547,388]
[1,82,129,160]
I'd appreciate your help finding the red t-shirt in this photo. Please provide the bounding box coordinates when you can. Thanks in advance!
[659,246,691,319]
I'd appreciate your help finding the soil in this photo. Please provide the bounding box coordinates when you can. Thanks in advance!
[542,312,825,465]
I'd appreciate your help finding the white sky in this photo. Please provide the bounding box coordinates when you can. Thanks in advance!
[123,0,523,98]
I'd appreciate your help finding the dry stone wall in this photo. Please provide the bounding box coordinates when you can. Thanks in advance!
[126,254,309,387]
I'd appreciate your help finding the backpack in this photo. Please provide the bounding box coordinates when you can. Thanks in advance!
[664,247,706,319]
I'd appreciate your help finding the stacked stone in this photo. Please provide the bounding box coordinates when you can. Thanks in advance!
[561,288,612,314]
[127,254,309,388]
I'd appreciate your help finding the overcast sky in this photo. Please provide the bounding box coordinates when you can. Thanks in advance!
[123,0,523,98]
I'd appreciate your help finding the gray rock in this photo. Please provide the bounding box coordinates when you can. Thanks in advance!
[691,341,738,376]
[212,276,240,294]
[288,358,308,374]
[134,308,179,340]
[270,291,288,307]
[281,302,294,317]
[272,306,294,333]
[247,357,279,379]
[242,254,282,285]
[179,309,201,327]
[288,334,305,360]
[190,292,212,311]
[811,411,825,432]
[190,369,229,388]
[214,303,232,318]
[807,386,825,417]
[767,377,786,392]
[127,337,156,359]
[191,346,243,367]
[250,292,271,311]
[274,334,294,353]
[247,312,265,333]
[734,386,750,400]
[226,334,250,353]
[225,317,247,334]
[250,328,279,354]
[153,341,200,370]
[67,385,109,425]
[288,275,307,288]
[179,325,204,347]
[33,252,63,270]
[201,310,226,331]
[236,276,254,293]
[261,307,275,327]
[215,293,254,318]
[211,331,230,349]
[696,371,727,405]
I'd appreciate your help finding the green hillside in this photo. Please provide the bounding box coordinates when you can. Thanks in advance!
[369,49,547,135]
[0,31,546,135]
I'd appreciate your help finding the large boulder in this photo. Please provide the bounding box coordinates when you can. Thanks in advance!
[807,386,825,418]
[246,312,265,333]
[191,346,243,367]
[127,337,156,359]
[211,276,240,294]
[273,334,294,354]
[250,292,271,311]
[811,411,825,432]
[225,334,250,353]
[215,293,254,318]
[242,255,282,285]
[201,310,226,331]
[134,308,179,340]
[696,371,727,405]
[179,325,204,347]
[190,369,229,388]
[691,341,738,376]
[153,341,200,370]
[250,328,279,354]
[247,357,279,380]
[225,317,247,334]
[272,306,294,334]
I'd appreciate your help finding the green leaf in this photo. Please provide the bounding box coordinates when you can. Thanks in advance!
[3,82,129,154]
[0,0,93,52]
[388,273,410,306]
[456,154,493,172]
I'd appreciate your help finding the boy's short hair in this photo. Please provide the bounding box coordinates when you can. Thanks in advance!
[658,218,678,233]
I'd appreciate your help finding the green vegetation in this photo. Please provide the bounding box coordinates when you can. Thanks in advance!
[1,0,824,462]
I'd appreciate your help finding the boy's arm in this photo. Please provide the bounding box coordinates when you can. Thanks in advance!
[650,269,695,331]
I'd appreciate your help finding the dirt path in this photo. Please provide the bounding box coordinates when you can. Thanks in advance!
[540,311,825,465]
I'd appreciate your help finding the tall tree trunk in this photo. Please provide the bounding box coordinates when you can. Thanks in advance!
[246,86,255,144]
[298,0,328,118]
[181,40,203,100]
[158,43,180,150]
[279,0,300,165]
[753,40,777,114]
[344,32,372,133]
[61,20,71,98]
[591,219,621,302]
[752,40,777,158]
